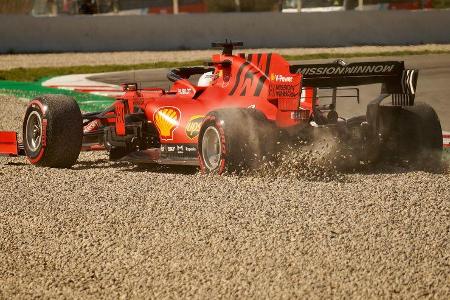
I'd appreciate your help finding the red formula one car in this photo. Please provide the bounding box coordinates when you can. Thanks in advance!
[0,41,444,173]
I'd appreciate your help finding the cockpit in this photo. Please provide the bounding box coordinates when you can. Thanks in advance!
[167,67,216,96]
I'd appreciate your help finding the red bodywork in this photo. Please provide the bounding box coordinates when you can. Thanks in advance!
[98,52,311,163]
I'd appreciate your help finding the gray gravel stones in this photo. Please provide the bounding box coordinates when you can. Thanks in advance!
[0,95,449,299]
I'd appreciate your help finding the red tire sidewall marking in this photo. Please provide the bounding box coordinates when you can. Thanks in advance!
[215,119,227,175]
[198,116,213,173]
[198,115,227,174]
[26,100,48,164]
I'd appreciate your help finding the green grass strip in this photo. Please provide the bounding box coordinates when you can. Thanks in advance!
[1,50,449,82]
[0,60,204,82]
[0,80,114,112]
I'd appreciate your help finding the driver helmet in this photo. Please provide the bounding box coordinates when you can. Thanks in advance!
[197,71,215,87]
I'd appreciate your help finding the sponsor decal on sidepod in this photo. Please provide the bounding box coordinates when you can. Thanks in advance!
[185,115,205,139]
[154,107,181,141]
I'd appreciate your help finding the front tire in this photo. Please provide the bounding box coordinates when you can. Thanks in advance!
[23,94,83,168]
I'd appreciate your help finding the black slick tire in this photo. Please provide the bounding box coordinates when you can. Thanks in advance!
[379,102,442,168]
[23,94,83,168]
[198,108,275,174]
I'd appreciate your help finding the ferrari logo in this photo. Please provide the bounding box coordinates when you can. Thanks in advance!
[154,107,181,141]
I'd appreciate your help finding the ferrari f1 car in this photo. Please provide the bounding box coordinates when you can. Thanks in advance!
[0,41,444,173]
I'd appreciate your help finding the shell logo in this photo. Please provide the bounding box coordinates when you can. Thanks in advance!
[270,73,276,81]
[153,107,181,141]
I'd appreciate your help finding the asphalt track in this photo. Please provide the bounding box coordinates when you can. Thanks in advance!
[90,53,450,129]
[1,53,450,299]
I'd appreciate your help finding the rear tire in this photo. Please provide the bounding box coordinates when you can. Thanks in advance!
[379,102,442,168]
[23,94,83,168]
[198,109,275,174]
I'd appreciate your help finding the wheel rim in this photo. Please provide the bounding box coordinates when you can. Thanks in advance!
[25,111,43,152]
[202,126,222,170]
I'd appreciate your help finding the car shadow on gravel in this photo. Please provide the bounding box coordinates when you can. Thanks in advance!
[52,153,448,178]
[71,159,132,170]
[70,159,448,177]
[128,164,199,175]
[73,159,199,175]
[4,161,28,166]
[341,161,449,176]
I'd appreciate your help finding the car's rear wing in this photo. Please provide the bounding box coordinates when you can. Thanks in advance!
[290,61,418,106]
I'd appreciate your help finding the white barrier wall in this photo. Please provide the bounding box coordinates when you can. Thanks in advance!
[0,10,450,53]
